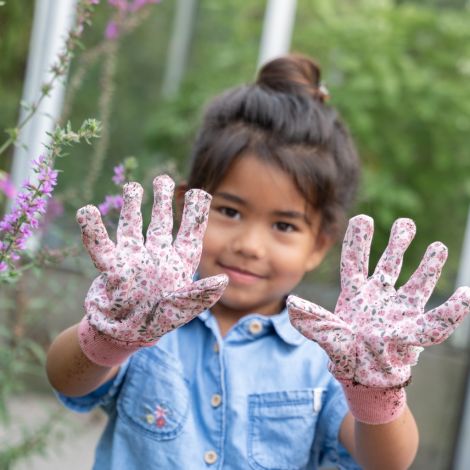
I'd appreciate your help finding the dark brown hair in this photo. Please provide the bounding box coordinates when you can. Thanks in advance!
[187,54,360,239]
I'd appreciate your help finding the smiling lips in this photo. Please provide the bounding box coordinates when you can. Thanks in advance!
[218,263,266,285]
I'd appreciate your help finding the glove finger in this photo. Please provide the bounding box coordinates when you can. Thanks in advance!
[148,274,229,337]
[173,189,212,276]
[340,215,373,297]
[145,175,175,255]
[410,286,470,346]
[117,182,144,246]
[397,242,447,309]
[76,205,116,272]
[287,295,356,377]
[373,218,416,286]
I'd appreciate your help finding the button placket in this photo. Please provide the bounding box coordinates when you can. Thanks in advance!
[248,319,263,335]
[204,450,218,465]
[211,393,222,408]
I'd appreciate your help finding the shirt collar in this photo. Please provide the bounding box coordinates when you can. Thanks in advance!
[198,308,306,346]
[198,309,211,322]
[270,308,307,346]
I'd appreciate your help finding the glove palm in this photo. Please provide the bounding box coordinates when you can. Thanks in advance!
[77,175,227,365]
[288,215,470,388]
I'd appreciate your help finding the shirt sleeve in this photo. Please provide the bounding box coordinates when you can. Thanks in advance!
[54,360,130,414]
[313,377,362,470]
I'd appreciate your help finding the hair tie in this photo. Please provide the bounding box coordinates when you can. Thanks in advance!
[316,83,330,103]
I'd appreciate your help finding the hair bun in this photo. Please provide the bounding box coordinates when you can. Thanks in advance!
[256,54,329,103]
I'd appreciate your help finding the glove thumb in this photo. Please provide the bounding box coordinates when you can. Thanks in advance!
[287,294,356,379]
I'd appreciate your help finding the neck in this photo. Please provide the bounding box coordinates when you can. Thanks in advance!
[210,299,285,337]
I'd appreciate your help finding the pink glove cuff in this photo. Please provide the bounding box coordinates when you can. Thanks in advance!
[78,317,156,367]
[340,379,407,425]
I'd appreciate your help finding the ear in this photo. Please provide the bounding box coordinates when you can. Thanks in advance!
[304,231,334,272]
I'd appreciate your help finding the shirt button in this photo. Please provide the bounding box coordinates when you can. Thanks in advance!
[204,450,218,464]
[213,342,219,353]
[211,393,222,408]
[248,319,263,335]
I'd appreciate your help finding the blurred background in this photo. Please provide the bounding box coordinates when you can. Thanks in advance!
[1,0,470,468]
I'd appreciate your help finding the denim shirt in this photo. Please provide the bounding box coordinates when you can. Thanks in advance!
[58,309,361,470]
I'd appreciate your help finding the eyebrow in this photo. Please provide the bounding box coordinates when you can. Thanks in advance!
[214,191,310,222]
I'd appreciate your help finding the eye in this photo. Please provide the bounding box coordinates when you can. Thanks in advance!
[274,221,298,233]
[218,206,240,219]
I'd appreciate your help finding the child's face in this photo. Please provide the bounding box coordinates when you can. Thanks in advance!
[198,153,329,318]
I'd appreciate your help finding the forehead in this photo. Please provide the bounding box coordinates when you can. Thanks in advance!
[213,153,308,212]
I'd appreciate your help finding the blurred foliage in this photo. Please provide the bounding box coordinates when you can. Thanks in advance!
[0,1,35,171]
[151,0,470,291]
[293,0,470,289]
[149,0,470,292]
[2,0,470,293]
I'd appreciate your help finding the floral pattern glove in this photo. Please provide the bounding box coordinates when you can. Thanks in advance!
[77,175,228,367]
[288,215,470,423]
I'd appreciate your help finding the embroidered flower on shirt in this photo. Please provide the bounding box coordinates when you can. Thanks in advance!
[155,404,167,427]
[144,403,169,428]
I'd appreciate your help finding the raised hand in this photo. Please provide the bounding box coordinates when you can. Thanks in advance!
[288,215,470,388]
[77,175,228,366]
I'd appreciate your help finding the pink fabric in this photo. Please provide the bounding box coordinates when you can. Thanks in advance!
[288,215,470,422]
[288,215,470,389]
[76,175,228,366]
[340,380,406,425]
[78,317,145,367]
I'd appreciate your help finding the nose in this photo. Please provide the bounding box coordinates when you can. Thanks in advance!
[231,223,267,259]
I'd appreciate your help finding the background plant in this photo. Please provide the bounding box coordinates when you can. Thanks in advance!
[0,1,168,465]
[0,1,102,466]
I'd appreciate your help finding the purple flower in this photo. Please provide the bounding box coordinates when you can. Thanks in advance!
[0,154,59,269]
[38,165,58,195]
[105,20,120,40]
[0,212,17,232]
[32,154,47,167]
[32,198,48,214]
[108,0,129,11]
[0,173,16,199]
[99,194,123,216]
[105,0,160,39]
[29,217,40,229]
[89,0,100,4]
[112,164,125,186]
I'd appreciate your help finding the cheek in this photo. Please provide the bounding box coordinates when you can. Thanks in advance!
[197,246,213,279]
[273,245,318,276]
[200,222,222,263]
[202,224,216,251]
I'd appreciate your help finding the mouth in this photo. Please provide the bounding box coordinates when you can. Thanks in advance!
[217,262,266,285]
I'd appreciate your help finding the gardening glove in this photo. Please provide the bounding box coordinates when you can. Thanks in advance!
[288,215,470,424]
[77,175,228,367]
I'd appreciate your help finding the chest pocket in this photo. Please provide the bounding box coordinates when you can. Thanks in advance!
[117,348,190,441]
[248,389,324,470]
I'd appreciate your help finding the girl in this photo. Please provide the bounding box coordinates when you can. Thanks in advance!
[46,54,470,469]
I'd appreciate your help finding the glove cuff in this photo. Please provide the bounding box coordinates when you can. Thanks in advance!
[78,317,156,367]
[340,379,407,425]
